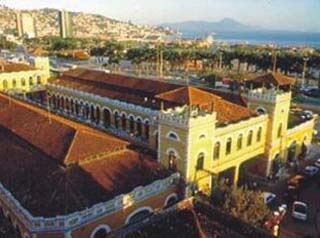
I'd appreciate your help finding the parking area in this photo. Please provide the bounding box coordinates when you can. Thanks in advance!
[279,180,320,238]
[277,147,320,238]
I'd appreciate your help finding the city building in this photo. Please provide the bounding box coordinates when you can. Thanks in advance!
[16,12,37,38]
[46,69,316,195]
[59,10,73,38]
[0,68,316,237]
[0,57,50,93]
[0,94,179,238]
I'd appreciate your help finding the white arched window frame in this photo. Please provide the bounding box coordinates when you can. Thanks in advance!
[90,224,112,238]
[166,131,180,141]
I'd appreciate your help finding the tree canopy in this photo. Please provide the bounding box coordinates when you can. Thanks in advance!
[211,183,271,227]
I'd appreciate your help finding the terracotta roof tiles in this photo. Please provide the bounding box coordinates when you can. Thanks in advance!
[0,61,36,73]
[0,95,169,217]
[53,69,256,125]
[247,72,295,87]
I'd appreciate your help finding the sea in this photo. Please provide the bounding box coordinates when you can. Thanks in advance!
[180,31,320,48]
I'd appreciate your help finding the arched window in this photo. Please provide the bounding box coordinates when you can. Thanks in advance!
[56,96,61,109]
[90,105,95,121]
[199,134,206,139]
[85,104,90,119]
[125,207,153,225]
[70,99,74,114]
[103,109,111,127]
[196,153,205,170]
[29,77,33,86]
[3,80,8,89]
[61,98,65,110]
[21,78,26,87]
[257,127,262,142]
[167,131,179,141]
[36,76,41,84]
[247,130,253,146]
[96,107,100,124]
[90,225,111,238]
[121,114,126,130]
[144,121,150,140]
[237,134,243,150]
[277,123,282,138]
[164,193,178,208]
[12,79,17,88]
[168,151,177,171]
[136,118,142,137]
[65,98,69,111]
[129,116,135,134]
[213,142,220,160]
[256,107,266,114]
[226,138,232,155]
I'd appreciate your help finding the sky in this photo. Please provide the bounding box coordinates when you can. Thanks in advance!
[1,0,320,32]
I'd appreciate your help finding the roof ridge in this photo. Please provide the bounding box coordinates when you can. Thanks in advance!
[78,148,129,166]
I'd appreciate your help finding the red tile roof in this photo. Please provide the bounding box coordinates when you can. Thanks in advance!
[0,61,36,73]
[0,95,169,217]
[247,72,295,86]
[156,86,220,106]
[53,69,256,125]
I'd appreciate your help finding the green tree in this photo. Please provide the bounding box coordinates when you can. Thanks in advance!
[212,184,271,227]
[0,37,17,51]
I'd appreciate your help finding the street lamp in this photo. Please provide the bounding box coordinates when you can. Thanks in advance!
[302,57,309,87]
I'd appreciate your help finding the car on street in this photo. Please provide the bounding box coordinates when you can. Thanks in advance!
[303,165,319,177]
[314,159,320,168]
[287,174,306,190]
[262,192,277,205]
[291,201,308,221]
[304,88,320,98]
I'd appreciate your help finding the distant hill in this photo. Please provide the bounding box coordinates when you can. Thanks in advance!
[0,5,170,39]
[161,18,260,37]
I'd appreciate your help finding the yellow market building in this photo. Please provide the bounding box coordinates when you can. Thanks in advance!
[45,69,316,194]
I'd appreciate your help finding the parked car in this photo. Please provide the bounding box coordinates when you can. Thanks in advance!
[287,174,306,190]
[304,88,320,98]
[299,86,318,93]
[314,159,320,168]
[262,192,277,205]
[303,165,319,177]
[292,201,308,221]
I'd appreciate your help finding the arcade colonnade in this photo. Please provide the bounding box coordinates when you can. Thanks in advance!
[48,93,154,145]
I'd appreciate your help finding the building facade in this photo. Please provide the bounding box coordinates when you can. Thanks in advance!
[59,10,73,38]
[0,94,180,238]
[0,68,316,238]
[16,12,37,38]
[0,57,50,93]
[46,69,316,195]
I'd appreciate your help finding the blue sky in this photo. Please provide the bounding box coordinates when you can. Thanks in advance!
[2,0,320,32]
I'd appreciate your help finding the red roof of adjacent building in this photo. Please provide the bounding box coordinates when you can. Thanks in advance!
[0,61,36,73]
[0,95,170,217]
[247,72,295,86]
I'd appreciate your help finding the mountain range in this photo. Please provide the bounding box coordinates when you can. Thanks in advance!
[162,18,260,34]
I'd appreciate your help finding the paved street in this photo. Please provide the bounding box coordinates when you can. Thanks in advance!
[279,146,320,238]
[280,181,320,238]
